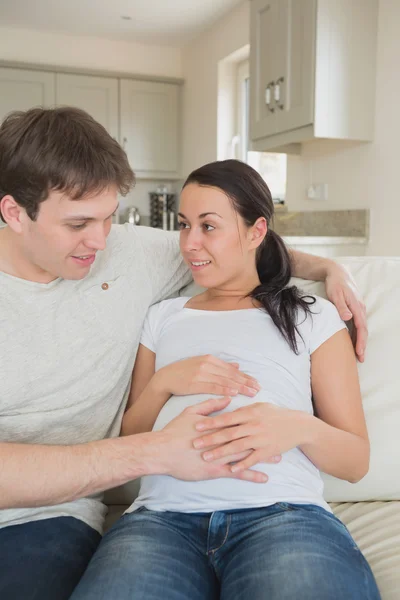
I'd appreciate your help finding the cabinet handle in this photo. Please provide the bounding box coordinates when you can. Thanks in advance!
[274,77,285,110]
[122,137,128,150]
[265,81,275,112]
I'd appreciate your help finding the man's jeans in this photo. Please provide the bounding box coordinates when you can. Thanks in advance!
[0,516,101,600]
[71,503,381,600]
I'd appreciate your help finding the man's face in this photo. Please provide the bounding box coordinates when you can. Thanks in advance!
[18,187,118,282]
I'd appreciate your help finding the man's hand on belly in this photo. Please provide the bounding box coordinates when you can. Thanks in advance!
[153,396,268,484]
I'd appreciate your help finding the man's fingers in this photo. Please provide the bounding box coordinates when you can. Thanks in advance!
[190,396,231,417]
[195,410,243,432]
[333,290,353,321]
[194,422,249,449]
[202,437,252,461]
[215,450,252,465]
[231,453,281,472]
[355,327,368,362]
[348,299,368,363]
[231,468,268,483]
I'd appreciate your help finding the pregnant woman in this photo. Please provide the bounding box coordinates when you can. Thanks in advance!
[72,159,380,600]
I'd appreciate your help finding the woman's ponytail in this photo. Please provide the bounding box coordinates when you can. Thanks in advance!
[250,229,315,353]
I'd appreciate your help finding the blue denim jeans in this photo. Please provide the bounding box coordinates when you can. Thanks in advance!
[71,503,381,600]
[0,516,101,600]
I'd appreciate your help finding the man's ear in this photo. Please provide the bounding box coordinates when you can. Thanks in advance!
[0,195,25,233]
[249,217,267,250]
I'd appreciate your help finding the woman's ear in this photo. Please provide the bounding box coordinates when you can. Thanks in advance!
[249,217,267,250]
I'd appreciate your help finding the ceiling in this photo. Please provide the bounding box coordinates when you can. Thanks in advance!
[0,0,244,46]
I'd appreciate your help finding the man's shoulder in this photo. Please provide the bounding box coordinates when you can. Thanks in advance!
[94,225,188,300]
[108,224,179,254]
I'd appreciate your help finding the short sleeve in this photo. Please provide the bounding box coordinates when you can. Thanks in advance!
[140,304,161,353]
[308,297,347,354]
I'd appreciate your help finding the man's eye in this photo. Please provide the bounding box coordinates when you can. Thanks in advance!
[69,223,86,231]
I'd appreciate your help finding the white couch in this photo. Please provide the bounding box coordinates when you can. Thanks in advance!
[104,257,400,600]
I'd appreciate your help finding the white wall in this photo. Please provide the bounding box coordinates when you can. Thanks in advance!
[182,0,400,255]
[0,26,182,78]
[286,0,399,256]
[181,1,249,175]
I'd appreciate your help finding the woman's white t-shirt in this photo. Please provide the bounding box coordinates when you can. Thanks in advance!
[127,295,346,515]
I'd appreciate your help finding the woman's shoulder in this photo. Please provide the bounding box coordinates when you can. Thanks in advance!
[307,295,342,321]
[297,294,347,352]
[146,296,188,323]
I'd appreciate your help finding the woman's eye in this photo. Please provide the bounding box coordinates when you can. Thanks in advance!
[203,223,215,232]
[178,222,189,230]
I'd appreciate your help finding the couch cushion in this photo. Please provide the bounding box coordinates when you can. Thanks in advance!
[290,257,400,501]
[104,501,400,600]
[331,501,400,600]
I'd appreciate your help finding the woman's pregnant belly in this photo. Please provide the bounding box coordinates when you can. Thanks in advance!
[131,394,328,514]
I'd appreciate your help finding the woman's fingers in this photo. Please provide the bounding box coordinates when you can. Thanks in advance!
[205,356,260,389]
[199,369,260,396]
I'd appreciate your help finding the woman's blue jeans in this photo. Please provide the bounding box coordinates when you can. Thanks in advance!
[71,503,381,600]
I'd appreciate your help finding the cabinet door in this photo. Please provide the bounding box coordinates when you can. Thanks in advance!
[274,0,316,135]
[0,68,55,123]
[120,79,180,179]
[250,0,280,141]
[56,73,118,138]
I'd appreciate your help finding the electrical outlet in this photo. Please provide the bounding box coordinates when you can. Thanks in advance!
[307,183,328,201]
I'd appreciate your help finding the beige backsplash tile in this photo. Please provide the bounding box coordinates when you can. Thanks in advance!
[272,210,369,238]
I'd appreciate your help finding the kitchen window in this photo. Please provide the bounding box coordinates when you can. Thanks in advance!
[236,60,287,203]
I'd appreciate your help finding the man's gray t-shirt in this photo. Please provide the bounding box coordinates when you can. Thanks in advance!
[0,224,190,533]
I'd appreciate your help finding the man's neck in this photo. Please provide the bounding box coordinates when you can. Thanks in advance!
[0,227,57,284]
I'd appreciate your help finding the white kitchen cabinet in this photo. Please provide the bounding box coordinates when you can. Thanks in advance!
[250,0,379,153]
[120,79,180,179]
[250,0,315,141]
[0,67,55,123]
[56,73,119,138]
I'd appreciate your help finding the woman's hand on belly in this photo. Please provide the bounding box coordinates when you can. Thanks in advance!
[153,355,260,399]
[192,402,312,472]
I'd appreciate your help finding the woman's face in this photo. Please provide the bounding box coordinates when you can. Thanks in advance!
[178,183,259,290]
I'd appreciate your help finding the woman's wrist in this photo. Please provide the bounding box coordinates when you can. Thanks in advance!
[295,411,323,448]
[149,369,171,400]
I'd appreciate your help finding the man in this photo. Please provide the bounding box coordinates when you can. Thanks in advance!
[0,107,367,600]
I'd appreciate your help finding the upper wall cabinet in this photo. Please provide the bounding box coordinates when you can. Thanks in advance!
[0,68,55,123]
[120,79,180,179]
[250,0,379,153]
[56,73,119,139]
[0,65,182,180]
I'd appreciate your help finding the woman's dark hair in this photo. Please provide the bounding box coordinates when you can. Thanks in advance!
[182,159,315,353]
[0,106,135,221]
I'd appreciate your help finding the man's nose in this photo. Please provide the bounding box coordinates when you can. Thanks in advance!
[84,226,107,251]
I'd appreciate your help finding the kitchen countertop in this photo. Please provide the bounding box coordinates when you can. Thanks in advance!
[282,236,368,245]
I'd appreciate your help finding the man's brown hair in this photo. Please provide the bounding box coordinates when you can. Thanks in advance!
[0,106,135,221]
